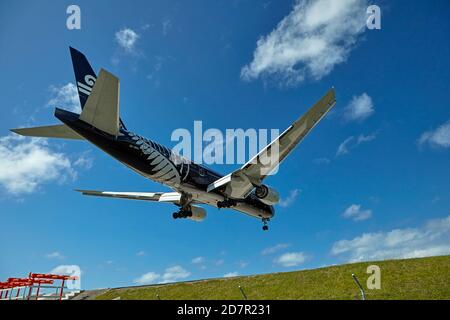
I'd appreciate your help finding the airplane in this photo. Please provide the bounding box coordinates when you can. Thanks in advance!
[11,47,336,231]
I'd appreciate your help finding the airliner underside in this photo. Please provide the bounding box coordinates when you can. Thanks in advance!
[11,47,336,231]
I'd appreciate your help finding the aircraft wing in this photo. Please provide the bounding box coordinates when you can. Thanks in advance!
[75,190,182,204]
[207,88,336,199]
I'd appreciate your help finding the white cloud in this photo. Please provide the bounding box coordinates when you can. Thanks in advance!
[191,256,205,264]
[134,265,192,285]
[357,132,376,144]
[214,259,224,266]
[418,120,450,149]
[115,28,139,52]
[343,93,374,122]
[45,252,65,259]
[336,136,354,156]
[49,265,82,289]
[261,243,290,255]
[50,264,81,276]
[136,250,146,257]
[47,83,80,113]
[241,0,368,86]
[313,157,331,165]
[336,132,376,157]
[141,23,151,31]
[331,215,450,262]
[74,153,94,170]
[160,265,191,284]
[0,135,75,194]
[432,196,440,204]
[278,189,300,208]
[146,56,166,87]
[274,252,307,267]
[223,272,239,278]
[134,271,160,285]
[237,261,249,268]
[162,19,172,36]
[342,204,372,221]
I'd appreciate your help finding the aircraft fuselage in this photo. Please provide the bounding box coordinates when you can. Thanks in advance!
[55,108,274,220]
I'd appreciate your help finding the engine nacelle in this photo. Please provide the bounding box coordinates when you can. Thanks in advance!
[254,185,279,205]
[188,206,207,222]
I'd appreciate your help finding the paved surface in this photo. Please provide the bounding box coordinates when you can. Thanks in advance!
[70,289,110,300]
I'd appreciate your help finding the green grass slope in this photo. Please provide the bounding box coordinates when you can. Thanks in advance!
[96,255,450,300]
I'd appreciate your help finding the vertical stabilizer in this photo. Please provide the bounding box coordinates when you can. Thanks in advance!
[70,47,127,130]
[79,69,120,137]
[69,46,97,109]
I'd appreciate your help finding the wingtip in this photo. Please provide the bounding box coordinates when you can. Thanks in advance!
[329,86,336,99]
[75,189,97,194]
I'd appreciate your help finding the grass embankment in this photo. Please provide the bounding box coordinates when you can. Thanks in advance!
[96,255,450,300]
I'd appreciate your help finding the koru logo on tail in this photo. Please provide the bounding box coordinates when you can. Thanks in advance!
[77,75,96,96]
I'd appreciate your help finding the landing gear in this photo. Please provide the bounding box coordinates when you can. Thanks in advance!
[262,218,270,231]
[217,199,237,209]
[173,193,193,220]
[172,210,193,219]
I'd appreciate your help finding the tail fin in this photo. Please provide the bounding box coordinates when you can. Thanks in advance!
[70,47,127,130]
[79,69,120,137]
[70,47,97,109]
[11,50,124,141]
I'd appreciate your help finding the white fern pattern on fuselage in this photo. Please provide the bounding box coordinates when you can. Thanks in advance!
[128,132,182,186]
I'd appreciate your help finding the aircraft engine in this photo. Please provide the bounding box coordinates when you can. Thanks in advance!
[188,206,207,222]
[255,185,279,206]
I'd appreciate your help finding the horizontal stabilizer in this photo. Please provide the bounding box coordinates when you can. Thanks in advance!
[79,69,120,136]
[10,124,83,140]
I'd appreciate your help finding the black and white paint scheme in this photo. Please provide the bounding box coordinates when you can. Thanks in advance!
[11,48,337,231]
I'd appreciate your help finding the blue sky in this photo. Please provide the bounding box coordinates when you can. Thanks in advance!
[1,0,449,289]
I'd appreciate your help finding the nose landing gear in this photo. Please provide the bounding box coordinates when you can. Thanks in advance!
[262,218,269,231]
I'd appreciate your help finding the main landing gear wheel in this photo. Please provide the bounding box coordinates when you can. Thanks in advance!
[217,199,237,209]
[173,210,193,219]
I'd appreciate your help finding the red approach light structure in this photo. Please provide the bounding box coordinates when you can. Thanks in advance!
[0,273,78,300]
